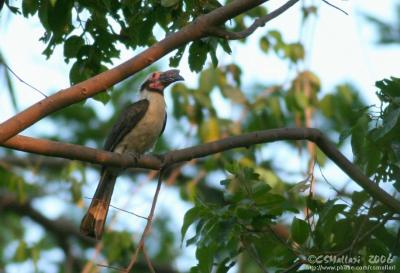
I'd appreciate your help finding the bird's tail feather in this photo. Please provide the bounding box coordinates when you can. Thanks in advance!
[80,169,117,239]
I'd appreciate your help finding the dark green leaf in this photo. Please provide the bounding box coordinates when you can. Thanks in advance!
[64,35,84,59]
[181,207,201,243]
[196,243,217,273]
[189,41,208,72]
[170,45,186,67]
[351,114,369,164]
[92,91,111,105]
[22,0,39,17]
[218,39,232,54]
[291,217,310,244]
[374,108,400,140]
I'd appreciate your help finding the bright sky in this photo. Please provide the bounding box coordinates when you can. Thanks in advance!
[1,0,399,272]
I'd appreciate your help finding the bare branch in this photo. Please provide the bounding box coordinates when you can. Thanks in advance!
[5,64,48,98]
[208,0,300,40]
[125,168,166,273]
[0,0,277,144]
[322,0,348,15]
[2,128,400,213]
[142,246,156,273]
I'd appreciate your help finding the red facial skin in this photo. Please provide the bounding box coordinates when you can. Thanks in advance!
[148,72,164,91]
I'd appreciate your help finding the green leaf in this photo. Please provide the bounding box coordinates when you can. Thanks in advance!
[220,85,247,104]
[287,42,305,62]
[259,37,270,53]
[22,0,39,17]
[209,47,218,67]
[170,45,186,67]
[69,60,90,84]
[351,191,369,212]
[351,114,369,164]
[14,240,28,262]
[218,39,232,54]
[181,207,201,243]
[376,77,400,98]
[199,68,216,93]
[92,91,111,105]
[291,217,310,244]
[251,182,272,198]
[319,94,333,117]
[189,41,208,72]
[374,108,400,140]
[64,35,84,59]
[196,243,217,273]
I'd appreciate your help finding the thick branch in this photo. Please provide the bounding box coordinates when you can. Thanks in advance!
[208,0,300,40]
[2,128,400,213]
[0,0,275,144]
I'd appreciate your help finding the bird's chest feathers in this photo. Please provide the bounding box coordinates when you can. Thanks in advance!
[116,92,166,154]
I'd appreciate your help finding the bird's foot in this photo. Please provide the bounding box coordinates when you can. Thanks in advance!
[150,153,165,164]
[127,151,141,163]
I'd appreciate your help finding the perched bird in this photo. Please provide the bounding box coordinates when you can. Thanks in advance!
[80,69,184,239]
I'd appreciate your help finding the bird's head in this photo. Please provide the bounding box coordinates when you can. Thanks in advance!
[140,69,184,94]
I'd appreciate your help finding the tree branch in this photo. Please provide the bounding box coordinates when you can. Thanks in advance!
[0,0,279,144]
[208,0,300,40]
[125,168,166,273]
[2,128,400,213]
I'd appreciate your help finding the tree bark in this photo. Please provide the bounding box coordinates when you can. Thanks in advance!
[2,128,400,213]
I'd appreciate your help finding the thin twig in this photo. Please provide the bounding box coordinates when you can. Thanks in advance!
[84,196,148,220]
[142,246,156,273]
[97,263,125,272]
[5,64,48,98]
[109,204,149,220]
[125,167,166,272]
[321,0,348,15]
[316,161,354,207]
[207,0,300,40]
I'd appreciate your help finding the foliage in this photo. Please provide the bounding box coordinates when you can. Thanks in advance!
[364,3,400,44]
[1,1,399,273]
[346,77,400,187]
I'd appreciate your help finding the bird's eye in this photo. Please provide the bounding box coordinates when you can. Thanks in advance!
[151,73,157,79]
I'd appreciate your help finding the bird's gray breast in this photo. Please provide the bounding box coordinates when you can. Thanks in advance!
[114,93,166,154]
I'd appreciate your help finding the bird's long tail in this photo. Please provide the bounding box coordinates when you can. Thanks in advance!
[80,168,117,239]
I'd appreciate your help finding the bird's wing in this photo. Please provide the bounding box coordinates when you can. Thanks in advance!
[160,112,167,136]
[103,99,149,151]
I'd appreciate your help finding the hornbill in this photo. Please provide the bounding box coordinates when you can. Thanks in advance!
[80,69,184,239]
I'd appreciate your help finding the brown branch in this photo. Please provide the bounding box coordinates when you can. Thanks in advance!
[142,246,156,273]
[207,0,300,40]
[322,0,348,16]
[2,128,400,213]
[125,168,166,272]
[0,0,277,144]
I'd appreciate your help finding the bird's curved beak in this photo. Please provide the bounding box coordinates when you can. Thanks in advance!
[159,69,184,86]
